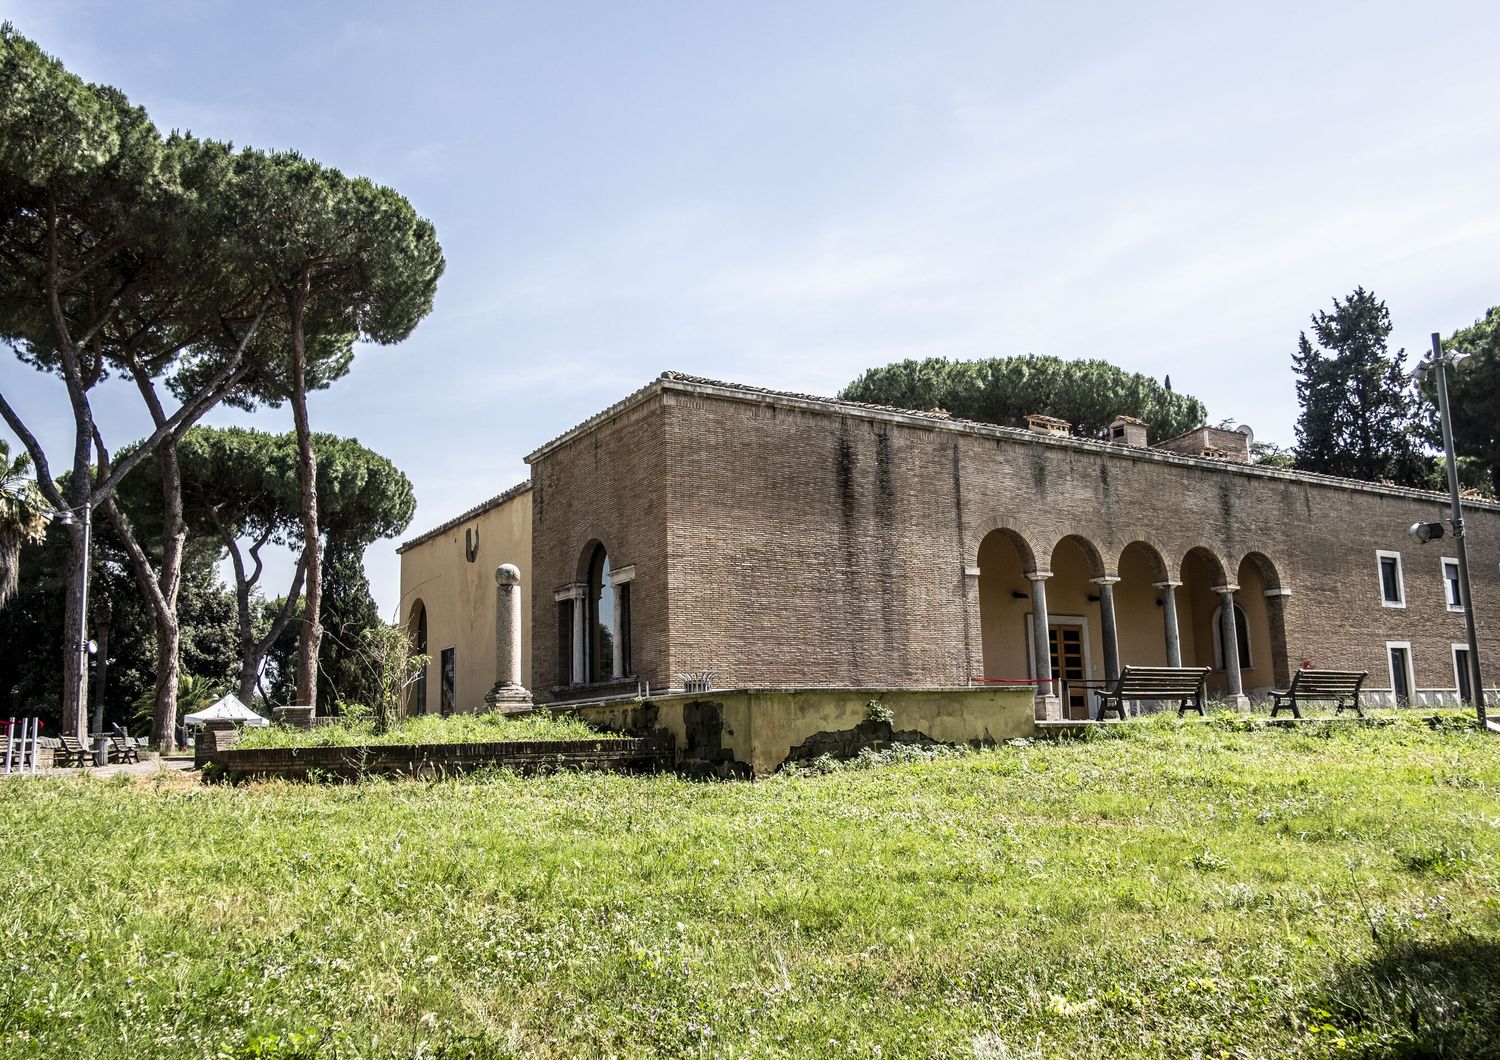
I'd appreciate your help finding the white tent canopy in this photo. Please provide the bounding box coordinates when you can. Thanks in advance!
[183,694,270,728]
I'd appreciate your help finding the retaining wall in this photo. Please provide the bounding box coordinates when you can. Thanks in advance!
[210,736,673,782]
[577,686,1036,777]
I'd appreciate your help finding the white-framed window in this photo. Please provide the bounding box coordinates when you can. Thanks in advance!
[1386,641,1414,705]
[1452,643,1473,704]
[1376,550,1405,608]
[1440,557,1463,611]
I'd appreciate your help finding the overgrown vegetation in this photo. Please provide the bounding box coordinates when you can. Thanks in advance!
[232,708,617,748]
[2,714,1496,1057]
[840,355,1207,441]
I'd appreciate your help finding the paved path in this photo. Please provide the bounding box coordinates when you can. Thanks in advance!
[2,756,194,780]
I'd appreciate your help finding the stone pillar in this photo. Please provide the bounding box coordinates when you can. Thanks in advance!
[1027,570,1061,721]
[485,564,534,714]
[1215,585,1250,711]
[607,564,636,680]
[1155,581,1182,667]
[572,589,587,685]
[1264,588,1292,690]
[1093,576,1121,683]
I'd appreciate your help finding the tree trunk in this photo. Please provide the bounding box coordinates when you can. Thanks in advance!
[290,292,323,713]
[151,617,182,750]
[233,557,306,706]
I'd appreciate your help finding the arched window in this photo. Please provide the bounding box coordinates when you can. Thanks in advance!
[587,545,615,683]
[1212,603,1251,671]
[409,601,429,714]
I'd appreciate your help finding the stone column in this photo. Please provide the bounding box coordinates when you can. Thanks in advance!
[1154,581,1182,667]
[1215,585,1250,711]
[1264,587,1292,690]
[571,590,587,685]
[1092,576,1121,683]
[485,564,533,714]
[1027,570,1061,721]
[607,564,636,680]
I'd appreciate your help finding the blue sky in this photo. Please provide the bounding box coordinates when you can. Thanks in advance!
[5,0,1500,618]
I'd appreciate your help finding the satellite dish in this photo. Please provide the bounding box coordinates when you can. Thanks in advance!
[1236,423,1255,446]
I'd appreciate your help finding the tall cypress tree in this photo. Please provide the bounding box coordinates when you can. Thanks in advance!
[1292,288,1429,486]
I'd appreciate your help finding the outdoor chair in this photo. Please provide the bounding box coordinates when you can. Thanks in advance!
[109,724,140,764]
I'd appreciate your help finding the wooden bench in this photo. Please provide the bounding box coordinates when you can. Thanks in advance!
[1269,669,1367,719]
[108,725,140,764]
[1094,666,1212,720]
[56,735,96,767]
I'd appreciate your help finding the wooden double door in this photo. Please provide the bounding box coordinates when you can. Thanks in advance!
[1048,623,1089,719]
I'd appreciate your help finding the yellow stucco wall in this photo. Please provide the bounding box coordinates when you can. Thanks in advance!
[1116,545,1170,669]
[580,686,1036,777]
[397,488,533,715]
[977,534,1031,681]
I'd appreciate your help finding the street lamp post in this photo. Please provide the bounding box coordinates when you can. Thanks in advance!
[1412,332,1486,725]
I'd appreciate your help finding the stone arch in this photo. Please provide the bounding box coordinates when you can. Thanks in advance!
[976,528,1036,684]
[573,534,608,582]
[1177,545,1231,588]
[1113,541,1173,674]
[1235,551,1290,690]
[1236,550,1284,592]
[1045,533,1110,580]
[970,516,1039,572]
[1176,545,1236,693]
[1116,539,1171,584]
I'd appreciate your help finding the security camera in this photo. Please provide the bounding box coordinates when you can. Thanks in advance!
[1408,521,1445,544]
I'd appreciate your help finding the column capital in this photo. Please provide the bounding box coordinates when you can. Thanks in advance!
[1024,569,1053,582]
[1089,576,1121,586]
[1211,584,1240,595]
[553,582,587,602]
[1263,587,1292,598]
[1152,580,1183,589]
[607,563,637,586]
[963,565,982,577]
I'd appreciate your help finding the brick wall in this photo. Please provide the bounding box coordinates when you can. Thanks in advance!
[532,376,1500,701]
[530,395,671,698]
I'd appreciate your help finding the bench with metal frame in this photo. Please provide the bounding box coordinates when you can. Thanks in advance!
[1269,669,1368,719]
[1094,666,1212,720]
[56,734,96,767]
[107,724,140,764]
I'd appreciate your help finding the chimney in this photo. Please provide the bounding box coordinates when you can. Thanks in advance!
[1108,415,1149,448]
[1151,426,1251,463]
[1025,413,1070,437]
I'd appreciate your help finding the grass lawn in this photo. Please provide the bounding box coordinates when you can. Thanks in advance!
[2,713,1497,1059]
[230,709,620,749]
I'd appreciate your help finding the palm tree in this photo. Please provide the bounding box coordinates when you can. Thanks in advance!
[0,440,49,608]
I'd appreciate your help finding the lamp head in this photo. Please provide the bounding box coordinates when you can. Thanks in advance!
[1408,521,1445,545]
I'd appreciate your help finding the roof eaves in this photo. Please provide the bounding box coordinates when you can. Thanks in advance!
[397,479,532,553]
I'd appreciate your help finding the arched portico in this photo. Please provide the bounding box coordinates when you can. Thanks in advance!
[1116,541,1172,671]
[1179,545,1249,707]
[1043,536,1111,719]
[1234,552,1291,692]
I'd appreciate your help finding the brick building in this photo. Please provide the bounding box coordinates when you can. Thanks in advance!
[399,371,1499,720]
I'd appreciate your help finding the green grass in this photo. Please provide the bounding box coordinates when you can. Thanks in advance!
[2,712,1498,1058]
[232,709,620,749]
